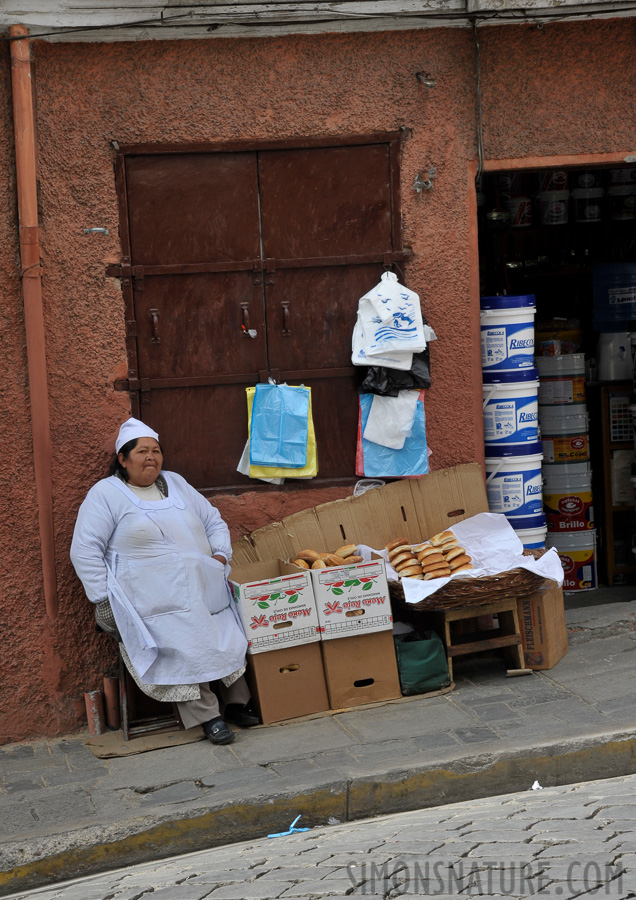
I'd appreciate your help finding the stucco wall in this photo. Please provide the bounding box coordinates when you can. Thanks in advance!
[1,15,634,742]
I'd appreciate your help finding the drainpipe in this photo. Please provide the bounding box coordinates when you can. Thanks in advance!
[10,24,58,620]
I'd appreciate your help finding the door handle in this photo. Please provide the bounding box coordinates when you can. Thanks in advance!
[281,301,291,336]
[241,302,257,338]
[149,308,160,343]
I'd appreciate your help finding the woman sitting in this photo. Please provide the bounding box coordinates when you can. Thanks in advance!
[71,417,258,744]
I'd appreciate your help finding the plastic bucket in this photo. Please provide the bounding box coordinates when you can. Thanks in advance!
[540,410,589,464]
[485,453,544,520]
[536,169,568,192]
[480,295,536,374]
[537,190,569,226]
[572,187,604,223]
[593,263,636,331]
[597,332,633,381]
[505,195,532,228]
[608,185,636,221]
[546,530,597,593]
[535,353,586,405]
[483,377,540,456]
[609,168,636,186]
[514,523,548,550]
[570,170,601,190]
[543,470,594,532]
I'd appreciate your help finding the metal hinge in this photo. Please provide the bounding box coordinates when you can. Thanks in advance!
[126,319,137,338]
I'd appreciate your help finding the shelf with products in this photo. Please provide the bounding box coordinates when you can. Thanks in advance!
[587,382,636,585]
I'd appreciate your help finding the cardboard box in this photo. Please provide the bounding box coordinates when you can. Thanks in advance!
[320,630,402,709]
[230,560,320,654]
[231,463,490,567]
[310,557,392,640]
[245,641,330,724]
[517,583,568,670]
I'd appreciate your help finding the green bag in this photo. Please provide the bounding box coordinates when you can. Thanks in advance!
[394,630,451,695]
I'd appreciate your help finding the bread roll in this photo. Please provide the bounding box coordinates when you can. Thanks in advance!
[291,558,309,569]
[386,537,408,553]
[411,542,432,554]
[346,555,364,564]
[444,546,466,562]
[324,553,346,567]
[417,546,444,561]
[451,562,474,574]
[391,551,414,569]
[449,554,472,570]
[430,530,456,547]
[418,551,445,567]
[297,549,320,562]
[388,544,411,561]
[399,564,423,578]
[440,539,460,553]
[311,559,328,569]
[335,544,357,559]
[395,558,419,573]
[421,557,449,573]
[423,567,452,580]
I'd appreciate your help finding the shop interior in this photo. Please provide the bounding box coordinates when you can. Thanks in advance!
[477,163,636,592]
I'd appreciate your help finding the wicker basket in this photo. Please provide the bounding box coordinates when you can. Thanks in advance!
[389,549,551,611]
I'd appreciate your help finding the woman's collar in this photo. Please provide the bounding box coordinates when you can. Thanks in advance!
[107,472,185,509]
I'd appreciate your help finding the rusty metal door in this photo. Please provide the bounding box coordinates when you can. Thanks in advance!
[113,136,406,491]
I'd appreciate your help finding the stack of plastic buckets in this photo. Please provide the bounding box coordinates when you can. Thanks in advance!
[481,294,547,549]
[537,355,596,592]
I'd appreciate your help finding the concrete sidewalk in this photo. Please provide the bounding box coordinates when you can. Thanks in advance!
[1,588,635,896]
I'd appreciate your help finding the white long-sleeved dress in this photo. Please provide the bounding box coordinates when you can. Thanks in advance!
[70,471,248,685]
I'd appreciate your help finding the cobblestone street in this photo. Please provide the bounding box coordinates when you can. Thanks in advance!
[6,774,636,900]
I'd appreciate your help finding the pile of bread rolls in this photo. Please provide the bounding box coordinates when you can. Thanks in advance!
[291,544,364,570]
[386,530,473,581]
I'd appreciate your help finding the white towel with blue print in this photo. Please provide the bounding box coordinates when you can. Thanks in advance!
[359,272,427,358]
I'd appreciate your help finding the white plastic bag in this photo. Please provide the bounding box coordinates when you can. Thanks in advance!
[359,272,427,358]
[363,390,420,449]
[351,313,413,370]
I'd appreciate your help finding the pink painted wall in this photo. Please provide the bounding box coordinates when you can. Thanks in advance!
[0,16,633,742]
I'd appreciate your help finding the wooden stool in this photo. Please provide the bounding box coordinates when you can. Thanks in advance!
[439,598,525,681]
[118,654,181,741]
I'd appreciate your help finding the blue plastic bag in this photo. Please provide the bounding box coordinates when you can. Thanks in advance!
[356,390,429,477]
[249,383,310,469]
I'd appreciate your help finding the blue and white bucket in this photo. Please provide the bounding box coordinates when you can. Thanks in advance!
[512,513,548,549]
[483,370,541,457]
[481,295,536,374]
[485,453,544,520]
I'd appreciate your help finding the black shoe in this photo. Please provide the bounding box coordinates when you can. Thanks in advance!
[223,704,260,727]
[203,717,235,745]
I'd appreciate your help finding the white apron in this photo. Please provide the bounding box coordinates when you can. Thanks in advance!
[98,474,247,685]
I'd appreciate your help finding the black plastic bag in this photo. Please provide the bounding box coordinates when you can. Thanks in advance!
[359,346,431,397]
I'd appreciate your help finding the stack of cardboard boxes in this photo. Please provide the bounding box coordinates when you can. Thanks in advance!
[232,556,401,723]
[230,463,569,724]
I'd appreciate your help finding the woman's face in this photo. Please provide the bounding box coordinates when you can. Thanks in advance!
[120,438,163,487]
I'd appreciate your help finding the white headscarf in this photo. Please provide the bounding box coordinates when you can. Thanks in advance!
[115,417,160,454]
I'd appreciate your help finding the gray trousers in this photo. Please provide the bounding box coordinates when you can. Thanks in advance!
[176,675,251,729]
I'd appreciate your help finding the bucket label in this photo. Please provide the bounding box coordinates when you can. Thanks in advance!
[483,395,539,444]
[481,323,534,370]
[544,490,594,531]
[542,434,589,464]
[486,468,543,517]
[538,376,586,405]
[556,548,597,591]
[609,287,636,306]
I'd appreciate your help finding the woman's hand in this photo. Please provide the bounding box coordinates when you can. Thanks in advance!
[212,554,227,565]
